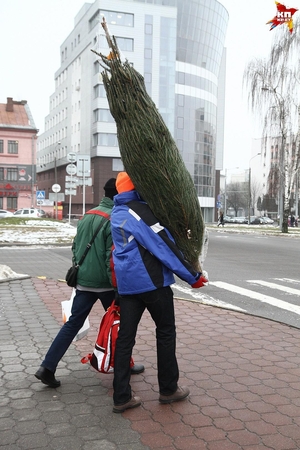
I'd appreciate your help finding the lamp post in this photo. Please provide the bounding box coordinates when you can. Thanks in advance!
[248,153,261,225]
[54,142,61,220]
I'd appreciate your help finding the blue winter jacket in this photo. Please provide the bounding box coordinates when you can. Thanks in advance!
[111,190,201,295]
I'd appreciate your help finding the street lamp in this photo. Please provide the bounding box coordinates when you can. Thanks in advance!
[248,153,261,225]
[54,142,61,219]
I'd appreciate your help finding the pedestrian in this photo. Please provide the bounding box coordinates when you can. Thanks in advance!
[35,178,144,388]
[111,172,208,413]
[218,211,224,227]
[291,215,295,227]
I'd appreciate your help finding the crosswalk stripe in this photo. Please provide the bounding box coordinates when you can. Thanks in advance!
[210,281,300,316]
[248,280,300,296]
[274,278,300,285]
[173,283,246,311]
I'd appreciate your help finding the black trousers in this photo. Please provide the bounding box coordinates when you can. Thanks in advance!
[113,286,179,405]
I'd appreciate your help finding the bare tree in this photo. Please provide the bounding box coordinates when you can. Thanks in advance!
[243,19,300,232]
[250,178,262,215]
[226,182,248,216]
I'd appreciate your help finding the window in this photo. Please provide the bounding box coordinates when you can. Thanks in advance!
[0,198,3,208]
[0,140,3,153]
[112,158,123,171]
[7,197,17,209]
[8,140,18,154]
[145,48,152,59]
[0,168,4,180]
[94,108,114,122]
[90,9,134,30]
[98,35,133,52]
[94,84,106,98]
[7,168,18,181]
[94,61,101,74]
[144,72,152,83]
[145,23,153,35]
[93,133,118,146]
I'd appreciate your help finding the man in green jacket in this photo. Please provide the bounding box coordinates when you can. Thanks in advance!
[35,178,144,387]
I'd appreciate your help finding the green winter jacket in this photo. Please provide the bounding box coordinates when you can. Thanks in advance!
[72,197,116,289]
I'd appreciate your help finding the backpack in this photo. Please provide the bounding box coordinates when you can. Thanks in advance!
[81,300,134,373]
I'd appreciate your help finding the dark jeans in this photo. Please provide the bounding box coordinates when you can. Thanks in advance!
[113,286,179,405]
[41,289,115,373]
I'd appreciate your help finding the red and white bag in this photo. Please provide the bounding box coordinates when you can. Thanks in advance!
[81,300,134,373]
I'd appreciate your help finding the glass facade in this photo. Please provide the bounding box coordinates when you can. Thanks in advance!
[174,0,228,221]
[128,1,228,220]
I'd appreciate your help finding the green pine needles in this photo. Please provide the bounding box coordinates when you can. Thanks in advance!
[92,19,205,271]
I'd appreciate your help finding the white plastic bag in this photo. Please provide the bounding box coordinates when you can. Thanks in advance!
[61,289,90,341]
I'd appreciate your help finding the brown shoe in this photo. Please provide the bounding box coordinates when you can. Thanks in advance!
[159,386,190,404]
[113,396,141,413]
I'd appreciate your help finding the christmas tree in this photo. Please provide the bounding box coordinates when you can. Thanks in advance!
[92,19,205,272]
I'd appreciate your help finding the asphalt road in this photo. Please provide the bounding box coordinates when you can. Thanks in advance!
[174,230,300,328]
[1,230,300,328]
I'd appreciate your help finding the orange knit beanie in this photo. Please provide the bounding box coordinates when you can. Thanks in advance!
[116,172,135,193]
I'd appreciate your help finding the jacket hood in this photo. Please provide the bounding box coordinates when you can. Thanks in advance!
[113,190,141,206]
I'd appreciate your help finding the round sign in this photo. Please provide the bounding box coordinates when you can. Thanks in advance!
[52,183,61,193]
[66,163,77,175]
[67,152,77,163]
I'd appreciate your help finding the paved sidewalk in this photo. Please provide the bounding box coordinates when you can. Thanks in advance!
[1,276,300,449]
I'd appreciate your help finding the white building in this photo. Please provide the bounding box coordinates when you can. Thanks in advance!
[37,0,229,220]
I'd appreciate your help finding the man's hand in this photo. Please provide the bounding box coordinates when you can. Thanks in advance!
[191,274,209,288]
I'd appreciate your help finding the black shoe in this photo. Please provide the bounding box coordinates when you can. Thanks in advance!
[131,364,145,375]
[35,366,61,388]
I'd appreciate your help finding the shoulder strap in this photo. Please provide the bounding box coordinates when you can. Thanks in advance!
[86,210,110,220]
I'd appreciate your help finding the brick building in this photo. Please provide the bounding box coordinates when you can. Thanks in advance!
[0,97,38,211]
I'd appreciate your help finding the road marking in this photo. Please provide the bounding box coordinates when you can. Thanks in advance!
[274,278,300,285]
[173,284,246,312]
[210,281,300,316]
[248,280,300,296]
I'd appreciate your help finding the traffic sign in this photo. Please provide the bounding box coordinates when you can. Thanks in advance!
[76,177,92,186]
[66,181,77,189]
[66,164,77,175]
[76,155,90,177]
[65,189,77,196]
[52,183,61,193]
[49,193,65,201]
[65,176,78,182]
[67,152,77,163]
[36,190,45,199]
[216,201,222,208]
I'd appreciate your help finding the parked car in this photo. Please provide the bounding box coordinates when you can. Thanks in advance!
[249,216,265,225]
[223,215,234,223]
[0,209,14,218]
[13,208,46,218]
[235,216,248,224]
[260,216,274,224]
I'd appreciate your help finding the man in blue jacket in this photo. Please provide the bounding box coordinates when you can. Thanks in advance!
[111,172,208,413]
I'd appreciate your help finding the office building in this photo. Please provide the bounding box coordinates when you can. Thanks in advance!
[37,0,228,220]
[0,97,38,211]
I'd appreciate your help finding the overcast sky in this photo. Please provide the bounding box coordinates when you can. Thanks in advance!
[0,0,296,171]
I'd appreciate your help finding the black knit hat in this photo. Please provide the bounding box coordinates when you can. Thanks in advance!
[103,178,118,199]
